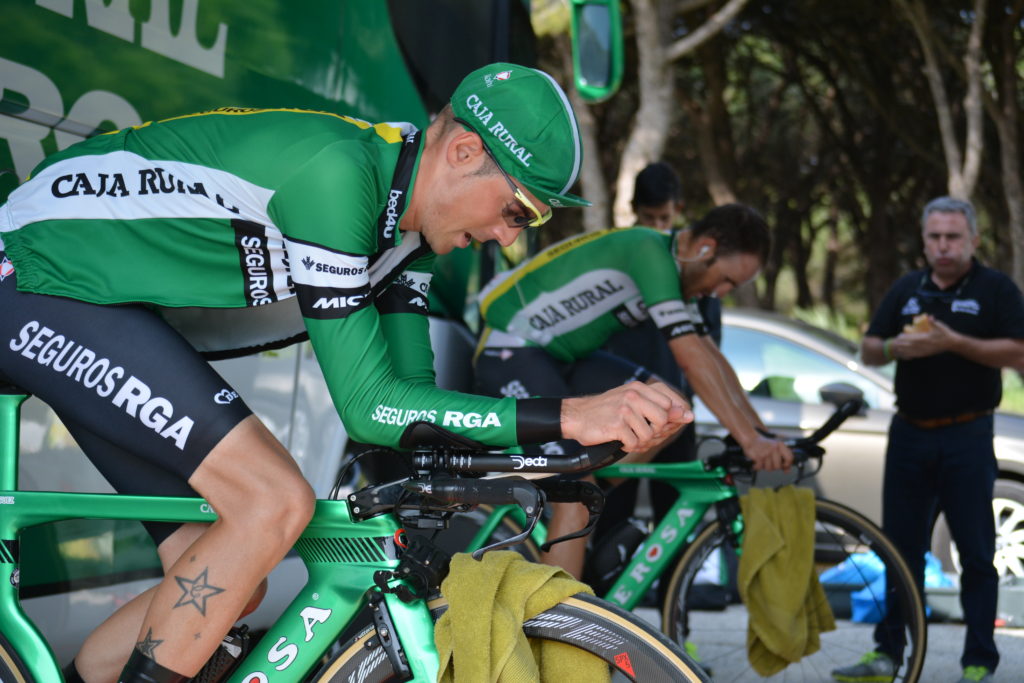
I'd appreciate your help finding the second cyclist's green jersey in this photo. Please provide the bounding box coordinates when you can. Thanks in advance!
[0,108,554,448]
[478,227,706,363]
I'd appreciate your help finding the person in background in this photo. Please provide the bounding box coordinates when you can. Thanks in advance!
[474,203,792,578]
[631,161,686,232]
[602,163,725,543]
[834,197,1024,683]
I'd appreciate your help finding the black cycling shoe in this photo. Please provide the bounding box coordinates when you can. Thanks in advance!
[192,625,252,683]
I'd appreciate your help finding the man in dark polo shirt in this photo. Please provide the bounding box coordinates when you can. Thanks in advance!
[833,197,1024,683]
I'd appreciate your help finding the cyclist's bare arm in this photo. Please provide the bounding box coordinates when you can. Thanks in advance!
[699,335,764,428]
[669,334,792,471]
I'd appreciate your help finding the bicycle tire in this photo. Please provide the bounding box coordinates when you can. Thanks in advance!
[0,631,33,683]
[310,592,708,682]
[661,497,927,682]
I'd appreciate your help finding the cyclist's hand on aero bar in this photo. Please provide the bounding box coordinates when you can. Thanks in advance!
[561,380,692,453]
[741,435,795,472]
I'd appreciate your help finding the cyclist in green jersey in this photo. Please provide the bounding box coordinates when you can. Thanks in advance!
[0,63,689,682]
[475,204,793,577]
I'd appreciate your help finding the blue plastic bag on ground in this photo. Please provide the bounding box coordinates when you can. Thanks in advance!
[819,551,885,588]
[825,552,951,623]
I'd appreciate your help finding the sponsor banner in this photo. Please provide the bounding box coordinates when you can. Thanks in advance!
[286,238,370,290]
[648,299,692,329]
[366,232,428,289]
[8,320,195,450]
[233,221,295,306]
[612,297,647,328]
[295,283,371,320]
[504,269,638,342]
[376,270,432,315]
[3,151,274,227]
[375,129,420,246]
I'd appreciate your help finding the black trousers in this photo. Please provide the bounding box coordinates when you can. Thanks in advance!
[875,414,999,671]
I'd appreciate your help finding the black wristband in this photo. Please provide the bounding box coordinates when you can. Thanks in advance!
[515,397,562,444]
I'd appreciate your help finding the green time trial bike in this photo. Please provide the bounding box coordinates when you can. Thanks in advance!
[450,395,928,682]
[0,380,707,682]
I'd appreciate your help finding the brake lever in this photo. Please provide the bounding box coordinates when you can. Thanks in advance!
[536,480,605,552]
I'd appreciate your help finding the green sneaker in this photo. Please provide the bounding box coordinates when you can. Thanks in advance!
[683,640,713,678]
[831,651,895,682]
[957,666,993,682]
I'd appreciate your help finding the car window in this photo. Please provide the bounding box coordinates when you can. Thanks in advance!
[722,325,889,408]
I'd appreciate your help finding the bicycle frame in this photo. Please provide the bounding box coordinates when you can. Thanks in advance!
[594,462,740,611]
[464,460,742,610]
[0,389,439,682]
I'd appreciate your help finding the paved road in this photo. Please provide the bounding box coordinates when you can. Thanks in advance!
[919,622,1024,682]
[633,607,1024,681]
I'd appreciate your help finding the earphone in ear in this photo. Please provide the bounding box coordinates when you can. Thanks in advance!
[675,244,713,264]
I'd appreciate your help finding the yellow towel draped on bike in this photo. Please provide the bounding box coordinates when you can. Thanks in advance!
[435,550,610,683]
[738,485,836,676]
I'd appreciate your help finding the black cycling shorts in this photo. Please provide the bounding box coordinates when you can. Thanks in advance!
[0,252,252,544]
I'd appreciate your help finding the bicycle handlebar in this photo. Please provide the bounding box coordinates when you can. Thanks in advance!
[703,398,865,474]
[399,419,625,475]
[409,440,624,475]
[347,424,624,557]
[403,477,542,513]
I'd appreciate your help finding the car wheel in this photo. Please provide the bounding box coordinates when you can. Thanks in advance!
[931,478,1024,579]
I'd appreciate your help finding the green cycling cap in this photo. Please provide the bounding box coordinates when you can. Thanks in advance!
[451,62,590,209]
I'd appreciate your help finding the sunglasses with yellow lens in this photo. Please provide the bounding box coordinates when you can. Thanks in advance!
[454,118,552,229]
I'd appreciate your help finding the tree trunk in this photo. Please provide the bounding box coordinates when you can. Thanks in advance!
[613,0,751,226]
[613,0,674,227]
[899,0,986,199]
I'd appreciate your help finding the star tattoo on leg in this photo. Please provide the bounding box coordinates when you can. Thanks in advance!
[173,567,225,616]
[136,628,163,658]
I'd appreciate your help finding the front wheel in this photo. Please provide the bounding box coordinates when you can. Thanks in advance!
[311,592,708,682]
[0,632,33,683]
[661,497,927,682]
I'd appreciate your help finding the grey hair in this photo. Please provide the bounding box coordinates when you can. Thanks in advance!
[921,196,977,235]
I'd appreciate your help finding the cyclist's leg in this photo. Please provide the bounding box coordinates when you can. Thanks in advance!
[63,424,266,682]
[602,321,692,527]
[475,347,590,574]
[0,279,313,678]
[122,415,313,677]
[556,351,662,578]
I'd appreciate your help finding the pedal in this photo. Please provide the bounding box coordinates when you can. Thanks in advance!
[191,625,250,683]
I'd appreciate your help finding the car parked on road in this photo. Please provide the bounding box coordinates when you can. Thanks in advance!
[693,308,1024,579]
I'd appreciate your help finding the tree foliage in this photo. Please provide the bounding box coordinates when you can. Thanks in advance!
[535,0,1023,323]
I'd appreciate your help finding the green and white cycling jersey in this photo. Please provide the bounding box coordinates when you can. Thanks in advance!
[478,227,705,363]
[0,108,542,448]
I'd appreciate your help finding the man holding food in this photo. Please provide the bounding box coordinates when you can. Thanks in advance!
[833,197,1024,683]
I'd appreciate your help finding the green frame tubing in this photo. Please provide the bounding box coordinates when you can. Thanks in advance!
[596,462,740,611]
[0,390,440,682]
[466,461,742,610]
